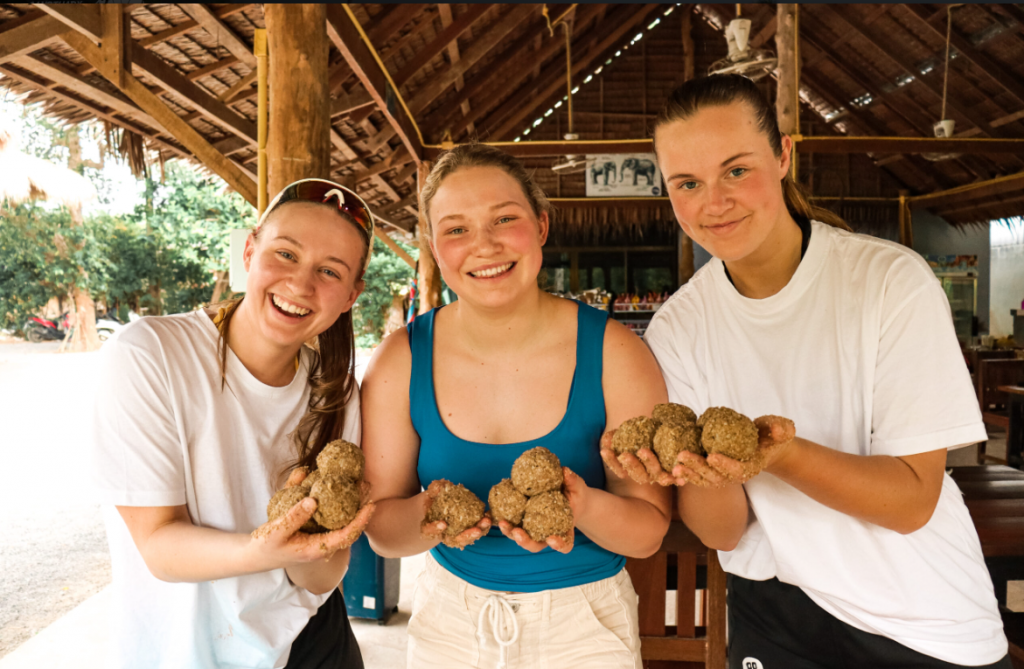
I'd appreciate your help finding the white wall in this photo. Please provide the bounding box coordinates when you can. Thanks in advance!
[990,221,1024,338]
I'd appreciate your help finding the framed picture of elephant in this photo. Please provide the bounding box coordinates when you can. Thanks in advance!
[585,153,663,198]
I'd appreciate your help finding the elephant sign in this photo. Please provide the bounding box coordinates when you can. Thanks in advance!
[584,153,663,197]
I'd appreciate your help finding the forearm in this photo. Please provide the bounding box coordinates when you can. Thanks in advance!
[140,520,273,583]
[286,549,351,595]
[766,438,942,534]
[365,493,438,558]
[576,489,670,558]
[678,484,749,551]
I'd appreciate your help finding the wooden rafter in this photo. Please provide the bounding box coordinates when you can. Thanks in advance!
[436,4,473,136]
[392,4,490,87]
[0,12,67,64]
[177,4,256,68]
[486,4,662,141]
[797,136,1024,154]
[367,4,430,48]
[35,4,102,44]
[911,169,1024,211]
[325,4,423,162]
[135,5,251,49]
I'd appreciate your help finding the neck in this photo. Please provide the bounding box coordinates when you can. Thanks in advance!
[222,298,301,387]
[725,211,804,300]
[446,288,554,357]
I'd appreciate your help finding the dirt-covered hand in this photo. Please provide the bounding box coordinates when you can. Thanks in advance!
[285,467,309,488]
[250,495,375,564]
[499,467,575,554]
[704,415,797,483]
[600,430,674,486]
[419,480,491,549]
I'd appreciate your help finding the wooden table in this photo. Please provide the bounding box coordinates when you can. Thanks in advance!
[949,466,1024,557]
[998,385,1024,469]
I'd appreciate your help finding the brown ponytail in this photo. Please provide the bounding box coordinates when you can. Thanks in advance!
[653,74,851,232]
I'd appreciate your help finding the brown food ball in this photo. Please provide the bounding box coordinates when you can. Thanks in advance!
[267,486,320,533]
[511,447,563,496]
[426,482,486,539]
[300,469,321,490]
[316,440,364,481]
[652,423,703,471]
[522,491,574,542]
[699,407,758,461]
[611,416,660,455]
[652,403,697,427]
[310,476,361,530]
[488,478,528,526]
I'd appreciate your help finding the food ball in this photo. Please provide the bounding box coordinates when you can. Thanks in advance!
[699,407,758,461]
[488,478,528,526]
[426,482,486,540]
[611,416,660,455]
[267,486,320,533]
[316,440,364,481]
[652,423,703,471]
[511,447,563,496]
[300,469,321,490]
[310,476,361,530]
[522,491,574,542]
[652,403,697,427]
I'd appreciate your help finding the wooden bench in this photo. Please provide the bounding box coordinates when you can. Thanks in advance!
[976,359,1024,463]
[625,519,726,669]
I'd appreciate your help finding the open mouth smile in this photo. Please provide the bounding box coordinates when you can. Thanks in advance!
[468,262,516,279]
[271,294,312,318]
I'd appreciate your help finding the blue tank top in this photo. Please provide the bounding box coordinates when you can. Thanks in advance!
[409,301,625,592]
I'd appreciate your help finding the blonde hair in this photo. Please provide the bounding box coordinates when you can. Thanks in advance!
[653,74,851,232]
[419,143,551,235]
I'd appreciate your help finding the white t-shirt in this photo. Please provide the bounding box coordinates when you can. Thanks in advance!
[645,221,1006,665]
[92,310,361,669]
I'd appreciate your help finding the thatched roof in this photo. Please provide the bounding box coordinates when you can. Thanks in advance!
[0,124,96,209]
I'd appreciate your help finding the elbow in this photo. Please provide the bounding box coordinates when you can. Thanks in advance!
[892,495,941,535]
[705,535,740,552]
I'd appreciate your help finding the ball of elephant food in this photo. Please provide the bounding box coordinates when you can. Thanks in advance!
[267,486,321,533]
[511,447,563,496]
[653,423,703,471]
[489,478,528,526]
[310,476,362,530]
[300,469,321,490]
[611,416,661,455]
[316,440,365,481]
[522,491,574,542]
[652,403,697,428]
[426,482,486,540]
[698,407,759,461]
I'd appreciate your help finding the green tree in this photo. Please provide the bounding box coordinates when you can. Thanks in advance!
[352,238,418,347]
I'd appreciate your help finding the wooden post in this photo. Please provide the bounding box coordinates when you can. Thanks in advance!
[416,161,442,314]
[898,190,914,248]
[681,6,695,82]
[776,4,799,176]
[265,4,330,194]
[254,28,268,217]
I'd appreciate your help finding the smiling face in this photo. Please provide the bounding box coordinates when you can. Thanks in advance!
[656,100,793,266]
[241,202,366,352]
[428,166,548,310]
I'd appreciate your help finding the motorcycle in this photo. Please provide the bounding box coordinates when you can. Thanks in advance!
[23,313,69,343]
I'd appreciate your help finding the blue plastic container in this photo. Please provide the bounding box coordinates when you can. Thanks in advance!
[342,533,401,624]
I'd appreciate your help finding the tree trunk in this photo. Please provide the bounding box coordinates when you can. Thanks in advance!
[210,269,230,304]
[416,161,442,314]
[265,4,330,193]
[384,292,406,338]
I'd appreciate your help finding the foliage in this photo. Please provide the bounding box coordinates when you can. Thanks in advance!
[352,237,418,347]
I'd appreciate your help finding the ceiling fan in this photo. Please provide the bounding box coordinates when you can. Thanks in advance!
[923,5,961,162]
[708,7,777,81]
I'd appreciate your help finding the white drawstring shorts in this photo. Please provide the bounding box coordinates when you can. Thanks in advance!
[406,553,642,669]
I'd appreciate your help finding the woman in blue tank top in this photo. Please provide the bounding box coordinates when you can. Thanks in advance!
[362,145,671,669]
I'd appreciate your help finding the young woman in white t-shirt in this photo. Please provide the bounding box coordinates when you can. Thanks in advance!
[605,75,1011,668]
[93,180,376,669]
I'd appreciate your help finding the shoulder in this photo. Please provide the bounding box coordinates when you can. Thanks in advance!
[644,265,717,352]
[103,312,211,364]
[815,221,936,289]
[362,326,411,393]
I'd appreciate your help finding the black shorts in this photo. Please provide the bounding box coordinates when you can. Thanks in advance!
[728,574,1012,669]
[284,588,364,669]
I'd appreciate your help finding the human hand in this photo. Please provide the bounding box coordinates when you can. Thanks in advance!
[599,430,675,486]
[497,467,576,554]
[250,492,376,565]
[419,480,491,549]
[701,415,797,483]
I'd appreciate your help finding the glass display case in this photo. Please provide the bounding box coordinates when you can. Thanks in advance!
[937,274,977,343]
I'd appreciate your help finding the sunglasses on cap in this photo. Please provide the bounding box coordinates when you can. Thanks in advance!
[257,178,375,275]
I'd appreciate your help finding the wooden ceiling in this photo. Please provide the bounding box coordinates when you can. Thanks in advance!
[2,3,1024,231]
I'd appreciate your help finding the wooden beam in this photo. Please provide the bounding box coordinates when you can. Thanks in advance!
[366,4,431,48]
[904,4,1024,109]
[487,4,662,141]
[776,5,799,136]
[62,31,257,207]
[378,194,418,219]
[325,4,423,162]
[547,197,671,209]
[177,4,256,68]
[136,5,251,49]
[795,136,1024,154]
[186,56,239,82]
[0,12,67,64]
[331,88,375,117]
[35,4,102,44]
[130,41,256,144]
[218,70,257,103]
[437,3,473,135]
[373,227,416,268]
[406,5,538,114]
[909,169,1024,210]
[424,139,654,160]
[392,4,491,87]
[99,4,127,88]
[353,151,414,182]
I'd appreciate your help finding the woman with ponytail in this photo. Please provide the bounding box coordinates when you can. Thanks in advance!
[92,179,375,669]
[607,74,1010,668]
